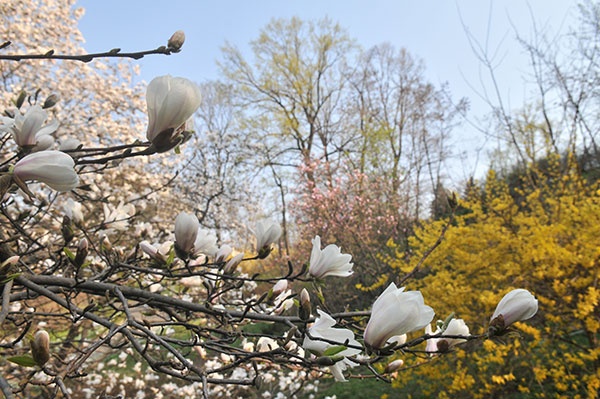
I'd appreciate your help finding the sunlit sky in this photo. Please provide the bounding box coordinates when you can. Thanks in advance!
[77,0,579,180]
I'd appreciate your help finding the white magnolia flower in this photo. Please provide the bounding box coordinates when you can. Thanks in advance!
[146,75,201,151]
[385,359,405,373]
[387,334,407,347]
[303,310,361,382]
[139,240,172,263]
[253,218,282,258]
[101,201,135,232]
[1,105,59,148]
[257,337,279,352]
[425,318,470,353]
[364,283,434,350]
[193,228,218,257]
[490,289,538,333]
[308,235,353,278]
[215,245,233,262]
[13,150,78,192]
[63,198,84,224]
[273,290,294,315]
[59,137,81,151]
[223,253,243,274]
[271,280,288,296]
[33,133,54,152]
[174,212,200,255]
[174,212,218,258]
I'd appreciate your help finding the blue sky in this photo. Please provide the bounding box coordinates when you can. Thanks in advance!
[77,0,578,179]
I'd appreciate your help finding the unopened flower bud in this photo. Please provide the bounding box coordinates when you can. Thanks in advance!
[0,255,19,275]
[489,289,538,336]
[42,94,59,109]
[73,238,88,268]
[167,30,185,51]
[59,138,82,152]
[145,76,201,153]
[254,375,264,390]
[15,90,27,109]
[223,253,243,275]
[215,245,232,263]
[101,235,112,252]
[30,330,50,366]
[140,241,161,261]
[299,288,311,320]
[0,255,20,269]
[384,359,404,373]
[272,279,288,296]
[253,219,282,259]
[315,356,336,366]
[61,216,74,244]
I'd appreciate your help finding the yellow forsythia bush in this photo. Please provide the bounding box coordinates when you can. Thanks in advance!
[387,157,600,398]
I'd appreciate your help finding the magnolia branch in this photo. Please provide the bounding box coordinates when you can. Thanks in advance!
[0,41,179,63]
[11,274,369,325]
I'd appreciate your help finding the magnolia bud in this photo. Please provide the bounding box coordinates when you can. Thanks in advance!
[0,255,19,276]
[272,280,288,296]
[101,235,112,252]
[167,30,185,51]
[489,289,538,336]
[73,238,88,268]
[0,174,12,198]
[254,375,264,390]
[299,288,311,320]
[61,216,74,244]
[315,356,336,366]
[15,90,27,109]
[31,330,50,366]
[0,255,20,269]
[384,359,404,373]
[223,253,243,275]
[215,245,233,263]
[42,94,59,109]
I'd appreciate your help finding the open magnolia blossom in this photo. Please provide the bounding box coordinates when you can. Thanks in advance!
[174,212,218,258]
[364,283,434,350]
[489,289,538,334]
[1,105,59,149]
[425,318,470,353]
[253,218,282,258]
[303,310,361,382]
[193,228,219,258]
[308,235,353,279]
[145,75,201,152]
[12,150,78,192]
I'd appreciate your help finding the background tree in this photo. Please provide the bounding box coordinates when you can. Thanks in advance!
[379,3,600,396]
[175,80,260,244]
[219,17,357,252]
[386,159,599,397]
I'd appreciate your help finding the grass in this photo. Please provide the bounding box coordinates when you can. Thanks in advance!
[309,375,398,399]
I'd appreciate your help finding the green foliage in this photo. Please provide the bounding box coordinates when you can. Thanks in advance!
[6,355,37,367]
